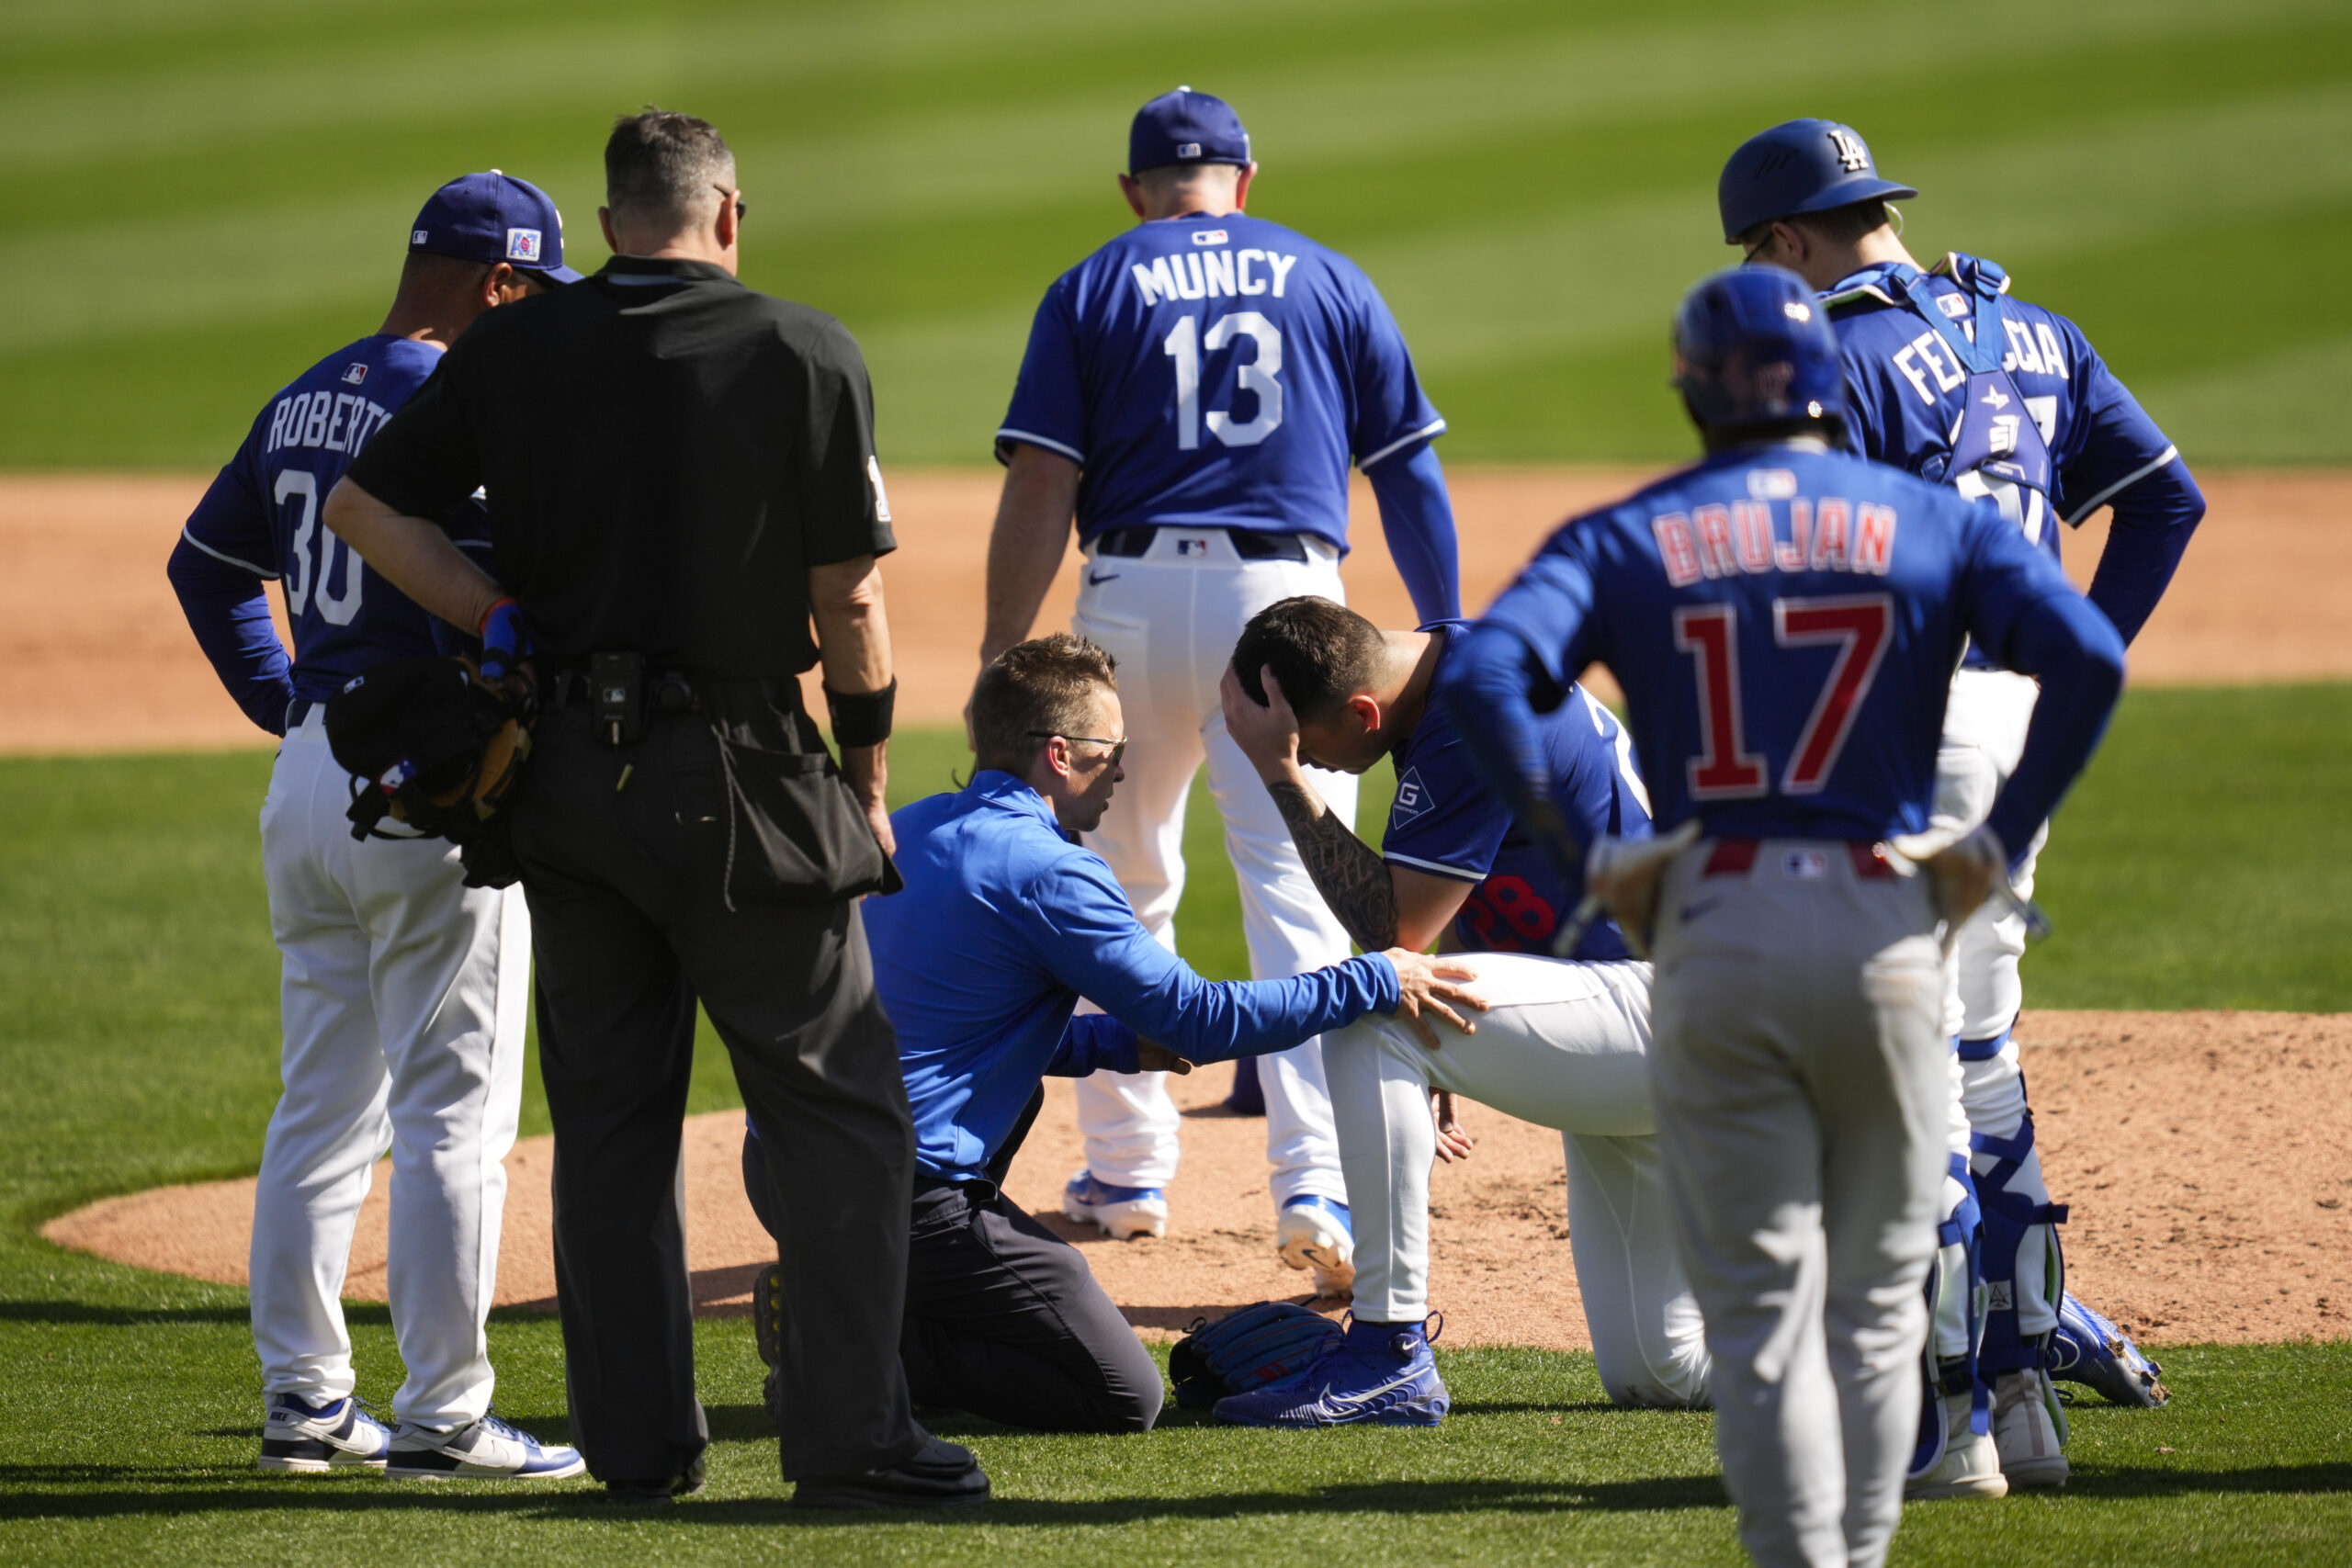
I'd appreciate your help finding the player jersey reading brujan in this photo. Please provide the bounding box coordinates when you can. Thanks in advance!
[1383,622,1649,960]
[180,334,484,700]
[998,212,1443,545]
[1480,446,2079,842]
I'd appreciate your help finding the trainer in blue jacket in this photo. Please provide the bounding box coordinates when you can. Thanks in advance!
[740,633,1481,1435]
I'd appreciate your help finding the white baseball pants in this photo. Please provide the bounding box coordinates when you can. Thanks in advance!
[1068,528,1357,1207]
[250,713,531,1429]
[1322,954,1709,1408]
[1649,841,1948,1568]
[1933,667,2060,1342]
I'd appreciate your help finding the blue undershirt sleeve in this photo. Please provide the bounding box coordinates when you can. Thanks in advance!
[2081,460,2203,645]
[1979,592,2125,862]
[168,505,293,739]
[1364,441,1461,622]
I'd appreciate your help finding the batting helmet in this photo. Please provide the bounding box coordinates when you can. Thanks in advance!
[1717,118,1917,243]
[1671,265,1845,438]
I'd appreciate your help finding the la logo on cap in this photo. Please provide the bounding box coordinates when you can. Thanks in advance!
[505,228,543,263]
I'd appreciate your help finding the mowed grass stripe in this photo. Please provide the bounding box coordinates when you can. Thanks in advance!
[2,0,2346,465]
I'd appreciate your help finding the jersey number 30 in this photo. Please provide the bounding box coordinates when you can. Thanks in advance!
[274,469,365,626]
[1163,313,1283,449]
[1672,595,1892,798]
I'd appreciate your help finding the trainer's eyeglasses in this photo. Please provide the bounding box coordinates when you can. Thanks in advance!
[714,185,747,221]
[1032,731,1127,766]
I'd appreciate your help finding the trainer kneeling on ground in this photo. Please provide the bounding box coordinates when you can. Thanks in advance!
[742,634,1485,1434]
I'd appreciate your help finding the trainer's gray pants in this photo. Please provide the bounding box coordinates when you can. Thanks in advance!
[1650,841,1946,1568]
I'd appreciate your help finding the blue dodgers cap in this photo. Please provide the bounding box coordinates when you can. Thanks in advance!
[1129,85,1250,175]
[408,170,583,284]
[1717,119,1917,243]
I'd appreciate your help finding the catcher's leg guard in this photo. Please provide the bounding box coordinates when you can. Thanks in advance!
[1910,1155,1992,1480]
[1964,1051,2066,1385]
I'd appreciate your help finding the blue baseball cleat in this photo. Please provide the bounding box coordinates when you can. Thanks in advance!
[1213,1314,1449,1427]
[2051,1292,2168,1407]
[1062,1169,1169,1239]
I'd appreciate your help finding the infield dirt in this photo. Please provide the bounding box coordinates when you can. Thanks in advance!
[19,468,2352,1350]
[5,468,2349,753]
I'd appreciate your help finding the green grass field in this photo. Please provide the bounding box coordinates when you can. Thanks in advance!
[3,689,2347,1562]
[5,0,2349,469]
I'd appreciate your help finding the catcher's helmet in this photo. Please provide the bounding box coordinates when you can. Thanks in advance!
[1717,118,1917,243]
[1671,265,1845,438]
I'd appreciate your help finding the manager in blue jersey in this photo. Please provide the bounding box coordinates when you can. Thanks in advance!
[1437,267,2126,1568]
[741,634,1480,1434]
[978,87,1464,1293]
[166,173,582,1483]
[1720,119,2189,1497]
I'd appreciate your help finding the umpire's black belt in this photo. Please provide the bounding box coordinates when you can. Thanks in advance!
[1091,525,1309,562]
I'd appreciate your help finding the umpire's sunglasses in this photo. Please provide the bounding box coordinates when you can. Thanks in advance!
[714,184,747,221]
[1031,731,1127,765]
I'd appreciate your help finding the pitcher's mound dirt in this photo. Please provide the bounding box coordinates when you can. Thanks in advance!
[45,1010,2352,1348]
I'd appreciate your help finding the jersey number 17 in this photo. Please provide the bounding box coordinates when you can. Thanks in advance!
[1672,594,1893,798]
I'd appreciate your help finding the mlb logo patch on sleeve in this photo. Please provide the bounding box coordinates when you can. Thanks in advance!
[505,228,543,263]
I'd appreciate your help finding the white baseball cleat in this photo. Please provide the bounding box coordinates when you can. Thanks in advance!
[1275,1196,1355,1298]
[1905,1391,2008,1502]
[1062,1170,1168,1240]
[385,1413,586,1480]
[1993,1368,2070,1488]
[257,1393,391,1473]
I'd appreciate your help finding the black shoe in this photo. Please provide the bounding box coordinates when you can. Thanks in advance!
[753,1263,786,1370]
[606,1453,708,1506]
[793,1435,989,1510]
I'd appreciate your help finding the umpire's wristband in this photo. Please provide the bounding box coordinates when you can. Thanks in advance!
[824,679,897,749]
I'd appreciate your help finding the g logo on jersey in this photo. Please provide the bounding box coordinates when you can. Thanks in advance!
[505,228,543,264]
[1828,128,1871,172]
[1390,767,1434,826]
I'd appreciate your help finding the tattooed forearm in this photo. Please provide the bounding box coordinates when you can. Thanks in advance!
[1267,778,1399,952]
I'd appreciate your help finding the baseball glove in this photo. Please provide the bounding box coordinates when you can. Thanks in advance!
[325,654,531,863]
[1169,1301,1342,1410]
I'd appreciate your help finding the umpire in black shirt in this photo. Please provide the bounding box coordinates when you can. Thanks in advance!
[326,109,985,1510]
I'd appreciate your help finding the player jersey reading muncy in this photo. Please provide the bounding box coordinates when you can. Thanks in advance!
[1479,446,2080,842]
[180,335,487,703]
[1383,622,1649,960]
[997,212,1444,548]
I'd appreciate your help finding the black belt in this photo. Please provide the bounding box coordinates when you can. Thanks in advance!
[1091,525,1308,562]
[286,697,318,728]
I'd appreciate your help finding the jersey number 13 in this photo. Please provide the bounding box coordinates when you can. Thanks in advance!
[1163,313,1283,449]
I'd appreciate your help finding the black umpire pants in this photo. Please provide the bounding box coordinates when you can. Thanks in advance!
[511,697,923,1483]
[743,1132,1165,1434]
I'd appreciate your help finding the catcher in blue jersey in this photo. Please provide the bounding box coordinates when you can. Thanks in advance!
[1717,119,2188,1499]
[1439,265,2126,1568]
